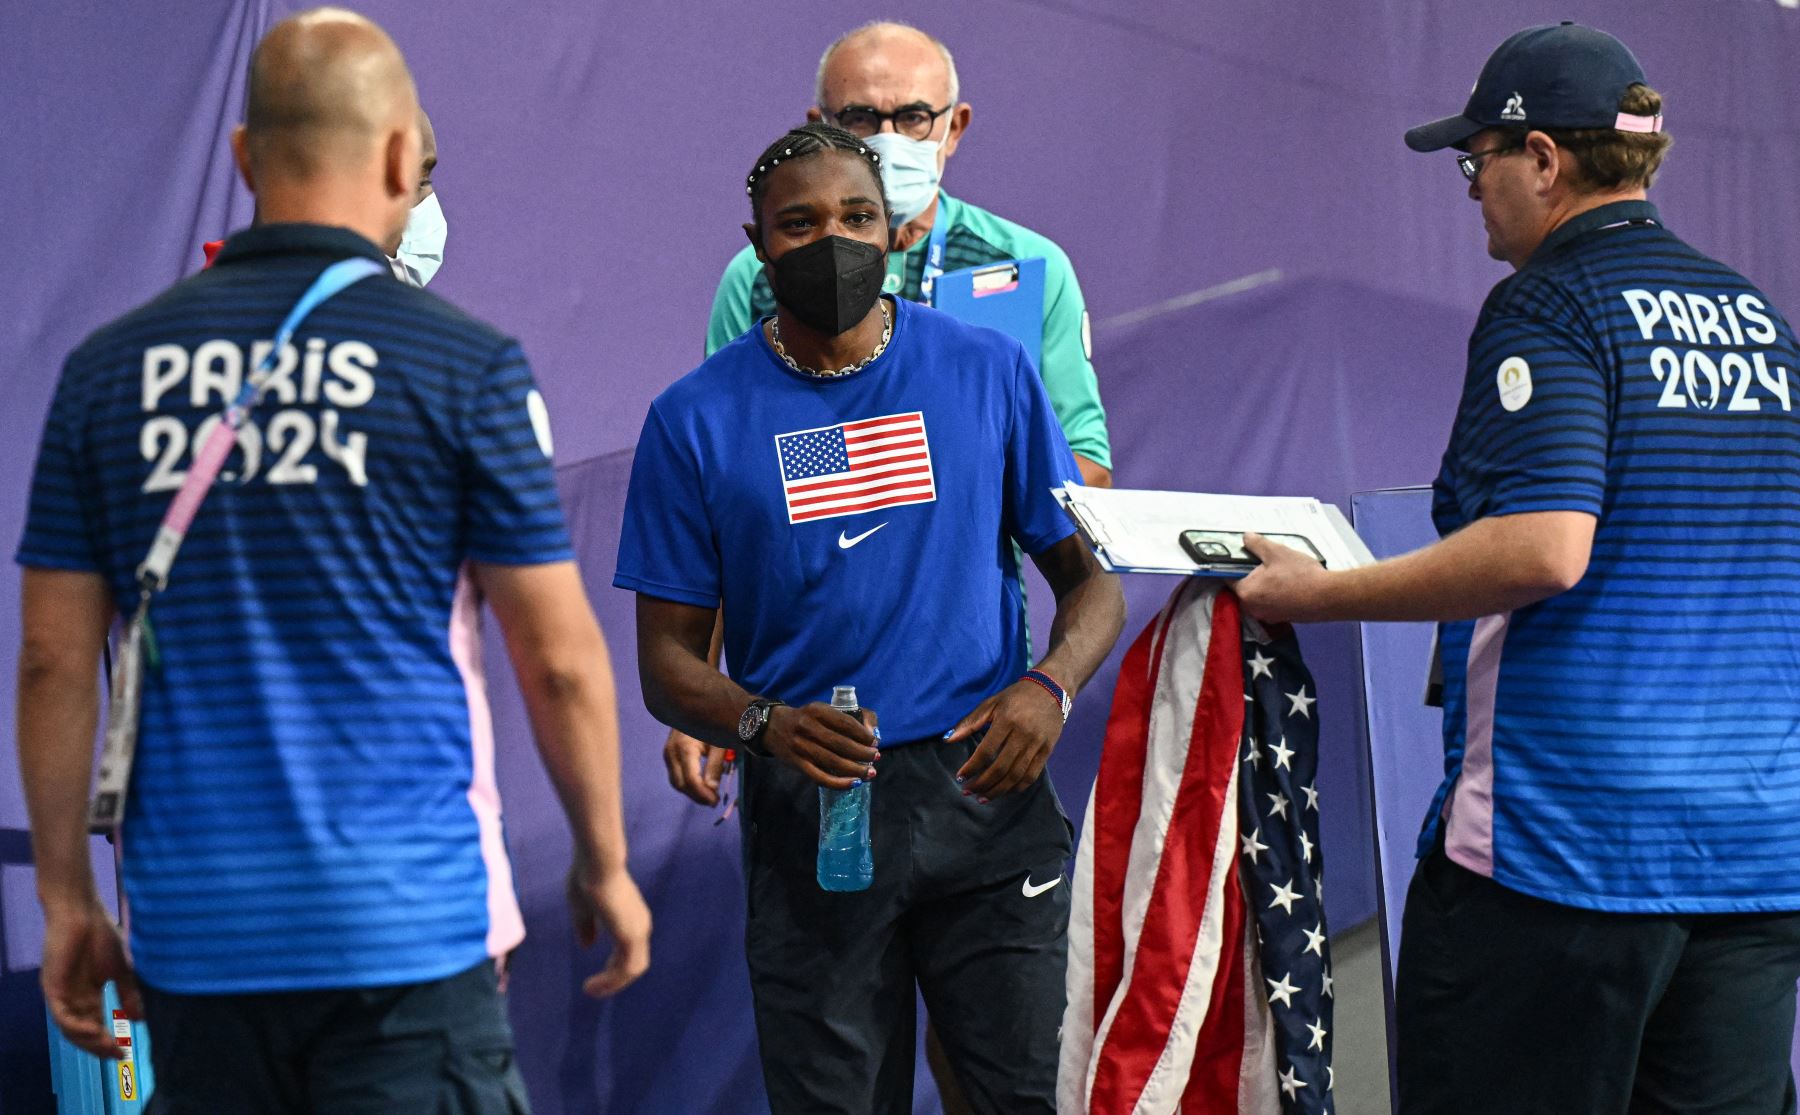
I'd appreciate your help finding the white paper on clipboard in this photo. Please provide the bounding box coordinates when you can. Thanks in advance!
[1053,485,1375,577]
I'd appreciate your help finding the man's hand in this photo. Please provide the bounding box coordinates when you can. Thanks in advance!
[567,854,651,998]
[41,897,139,1059]
[764,704,879,790]
[1230,532,1335,624]
[948,678,1067,799]
[479,562,647,997]
[662,728,731,806]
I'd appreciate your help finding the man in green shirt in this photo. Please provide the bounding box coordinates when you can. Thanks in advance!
[705,20,1112,488]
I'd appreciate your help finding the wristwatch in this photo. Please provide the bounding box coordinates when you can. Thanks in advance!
[736,698,785,757]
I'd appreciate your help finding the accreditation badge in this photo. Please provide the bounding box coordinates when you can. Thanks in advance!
[90,605,152,833]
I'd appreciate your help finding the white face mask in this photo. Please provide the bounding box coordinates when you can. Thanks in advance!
[392,192,446,287]
[863,131,943,228]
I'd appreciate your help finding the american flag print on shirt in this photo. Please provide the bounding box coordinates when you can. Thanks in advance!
[775,411,936,524]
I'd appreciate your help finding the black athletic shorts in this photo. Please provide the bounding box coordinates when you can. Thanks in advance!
[740,735,1074,1115]
[1396,840,1800,1115]
[142,959,530,1114]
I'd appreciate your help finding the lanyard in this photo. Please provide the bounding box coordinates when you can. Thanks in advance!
[89,255,384,834]
[136,257,384,593]
[918,218,948,306]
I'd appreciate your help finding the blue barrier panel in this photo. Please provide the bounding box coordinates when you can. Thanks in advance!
[1349,488,1441,994]
[1350,487,1439,1111]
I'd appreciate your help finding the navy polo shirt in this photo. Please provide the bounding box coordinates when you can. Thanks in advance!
[1427,201,1800,913]
[18,224,571,991]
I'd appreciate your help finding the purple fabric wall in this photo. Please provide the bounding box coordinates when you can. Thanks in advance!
[347,0,1800,466]
[3,1,1798,1111]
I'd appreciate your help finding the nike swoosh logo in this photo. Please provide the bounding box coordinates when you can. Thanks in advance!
[837,522,888,549]
[1022,875,1063,899]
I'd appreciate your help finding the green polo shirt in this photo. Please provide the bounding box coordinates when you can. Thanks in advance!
[705,190,1111,469]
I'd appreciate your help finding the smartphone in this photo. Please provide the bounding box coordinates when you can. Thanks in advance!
[1179,529,1326,572]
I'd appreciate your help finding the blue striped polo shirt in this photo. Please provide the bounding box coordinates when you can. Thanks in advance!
[17,224,572,992]
[1425,200,1800,913]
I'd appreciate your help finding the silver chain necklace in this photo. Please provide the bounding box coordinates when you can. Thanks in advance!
[769,299,892,379]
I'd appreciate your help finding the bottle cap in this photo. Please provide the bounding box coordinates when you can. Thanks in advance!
[831,685,858,710]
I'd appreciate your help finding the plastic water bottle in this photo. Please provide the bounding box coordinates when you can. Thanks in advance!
[817,685,874,892]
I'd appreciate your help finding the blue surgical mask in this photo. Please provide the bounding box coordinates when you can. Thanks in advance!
[864,132,942,228]
[392,192,446,286]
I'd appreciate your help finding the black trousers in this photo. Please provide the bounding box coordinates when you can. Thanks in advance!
[1397,843,1800,1115]
[142,960,529,1114]
[740,737,1073,1115]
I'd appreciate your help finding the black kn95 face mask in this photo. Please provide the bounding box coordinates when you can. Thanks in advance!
[768,235,885,336]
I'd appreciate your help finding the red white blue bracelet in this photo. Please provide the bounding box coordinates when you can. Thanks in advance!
[1022,669,1072,723]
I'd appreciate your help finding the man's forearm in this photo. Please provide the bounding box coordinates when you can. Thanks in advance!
[17,657,101,912]
[1034,561,1126,699]
[637,597,758,749]
[518,651,630,875]
[643,644,759,751]
[1303,512,1592,623]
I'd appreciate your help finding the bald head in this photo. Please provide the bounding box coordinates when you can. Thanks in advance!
[243,7,418,180]
[233,8,421,249]
[815,22,960,109]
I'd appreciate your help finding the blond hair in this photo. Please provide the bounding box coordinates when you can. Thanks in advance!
[1523,84,1674,191]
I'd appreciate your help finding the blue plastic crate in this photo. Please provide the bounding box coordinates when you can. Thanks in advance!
[45,980,154,1113]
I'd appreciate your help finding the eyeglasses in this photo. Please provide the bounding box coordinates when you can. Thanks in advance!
[1457,141,1524,183]
[825,102,954,141]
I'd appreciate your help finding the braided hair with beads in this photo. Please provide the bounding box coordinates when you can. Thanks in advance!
[745,122,889,229]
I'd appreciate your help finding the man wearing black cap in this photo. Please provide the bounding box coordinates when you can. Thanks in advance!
[1233,23,1800,1113]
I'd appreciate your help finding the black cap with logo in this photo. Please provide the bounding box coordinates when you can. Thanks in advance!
[1405,22,1660,153]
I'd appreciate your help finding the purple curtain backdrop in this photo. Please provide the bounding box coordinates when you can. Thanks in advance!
[3,1,1798,1111]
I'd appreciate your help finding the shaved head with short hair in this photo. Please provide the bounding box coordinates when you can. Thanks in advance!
[815,21,960,108]
[244,7,418,178]
[233,7,421,250]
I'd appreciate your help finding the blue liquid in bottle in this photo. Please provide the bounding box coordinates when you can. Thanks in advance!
[817,685,874,892]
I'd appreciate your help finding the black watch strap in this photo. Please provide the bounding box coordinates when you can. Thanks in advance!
[738,698,785,757]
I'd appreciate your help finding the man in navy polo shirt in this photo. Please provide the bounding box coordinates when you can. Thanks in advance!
[617,123,1124,1113]
[1234,23,1800,1113]
[17,10,648,1110]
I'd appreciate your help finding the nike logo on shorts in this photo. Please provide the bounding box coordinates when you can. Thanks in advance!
[1022,875,1062,898]
[838,522,888,549]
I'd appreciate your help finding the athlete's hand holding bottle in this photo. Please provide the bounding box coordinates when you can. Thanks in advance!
[765,701,880,789]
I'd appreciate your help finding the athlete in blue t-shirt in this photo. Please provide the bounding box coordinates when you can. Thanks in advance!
[615,123,1124,1114]
[16,13,648,1109]
[1233,24,1800,1112]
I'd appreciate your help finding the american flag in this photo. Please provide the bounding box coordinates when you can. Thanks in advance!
[774,411,936,524]
[1237,592,1334,1113]
[1060,583,1334,1114]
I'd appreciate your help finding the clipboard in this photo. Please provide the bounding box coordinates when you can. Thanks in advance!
[1054,485,1375,579]
[932,257,1046,369]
